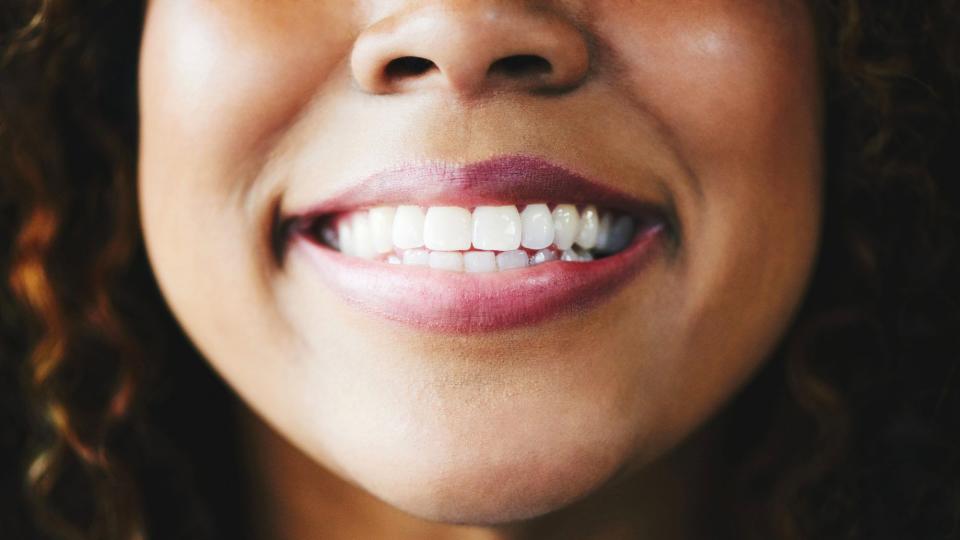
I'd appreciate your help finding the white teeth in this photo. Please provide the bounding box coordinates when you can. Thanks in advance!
[337,219,354,256]
[463,251,498,273]
[497,250,529,271]
[368,206,397,254]
[402,249,430,266]
[429,251,464,272]
[393,206,426,249]
[551,204,580,250]
[351,212,376,259]
[530,249,558,266]
[520,204,555,250]
[323,203,643,269]
[575,205,599,249]
[472,206,522,251]
[424,207,472,251]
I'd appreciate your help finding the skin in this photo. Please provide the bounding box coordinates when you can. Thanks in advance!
[138,1,822,539]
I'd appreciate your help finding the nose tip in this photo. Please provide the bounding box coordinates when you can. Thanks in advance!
[350,4,590,97]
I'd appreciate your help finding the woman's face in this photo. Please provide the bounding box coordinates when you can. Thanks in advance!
[139,0,821,523]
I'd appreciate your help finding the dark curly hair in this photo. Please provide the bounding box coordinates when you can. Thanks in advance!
[1,1,958,539]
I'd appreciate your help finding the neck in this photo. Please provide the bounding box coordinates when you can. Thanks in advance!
[239,405,726,540]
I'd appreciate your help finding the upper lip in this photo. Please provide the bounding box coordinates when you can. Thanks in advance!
[281,155,676,231]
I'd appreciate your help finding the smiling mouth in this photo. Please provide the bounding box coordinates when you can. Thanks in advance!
[281,155,676,333]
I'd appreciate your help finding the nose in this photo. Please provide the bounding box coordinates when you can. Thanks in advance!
[350,3,590,97]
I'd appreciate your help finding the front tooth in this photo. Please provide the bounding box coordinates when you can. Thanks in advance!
[402,249,430,266]
[497,250,529,271]
[429,251,464,272]
[552,204,580,250]
[521,204,555,250]
[337,219,354,256]
[464,251,497,273]
[424,207,472,251]
[393,206,426,249]
[605,215,636,253]
[368,206,397,254]
[575,205,599,249]
[594,212,613,252]
[530,249,558,266]
[472,206,521,251]
[351,212,376,259]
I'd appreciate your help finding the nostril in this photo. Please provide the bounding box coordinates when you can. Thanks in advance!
[384,56,437,80]
[488,54,552,78]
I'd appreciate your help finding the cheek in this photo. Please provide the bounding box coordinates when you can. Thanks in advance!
[654,8,822,336]
[596,0,821,196]
[138,1,353,198]
[604,4,822,252]
[136,1,354,397]
[597,0,823,424]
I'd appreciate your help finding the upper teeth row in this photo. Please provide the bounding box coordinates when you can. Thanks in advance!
[325,204,636,259]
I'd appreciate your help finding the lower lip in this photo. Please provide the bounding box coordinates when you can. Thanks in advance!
[291,225,666,333]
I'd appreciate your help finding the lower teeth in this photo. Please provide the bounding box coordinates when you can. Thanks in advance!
[324,244,610,273]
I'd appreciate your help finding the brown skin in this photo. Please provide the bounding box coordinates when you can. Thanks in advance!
[240,398,730,540]
[138,1,821,539]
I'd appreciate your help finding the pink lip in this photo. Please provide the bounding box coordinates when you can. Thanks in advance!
[283,155,674,333]
[285,155,671,220]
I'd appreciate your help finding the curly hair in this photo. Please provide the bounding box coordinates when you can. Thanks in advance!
[1,1,958,539]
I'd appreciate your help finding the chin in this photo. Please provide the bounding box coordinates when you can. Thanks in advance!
[365,445,623,525]
[314,401,637,526]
